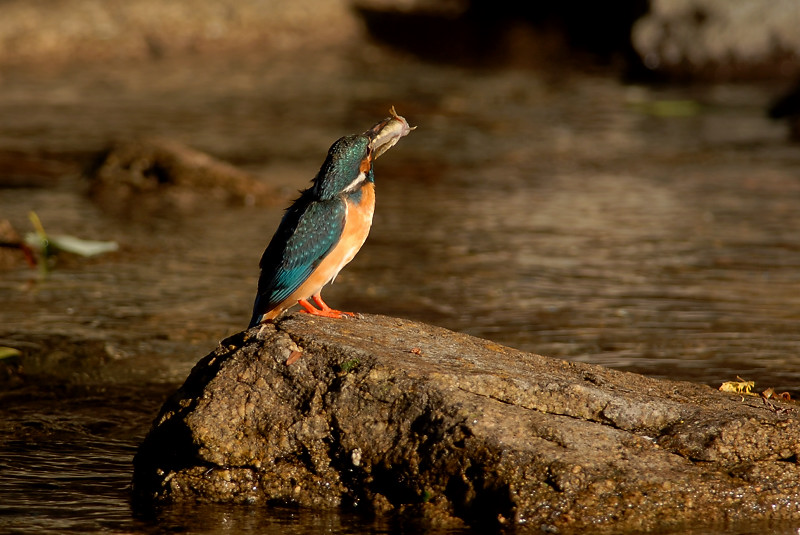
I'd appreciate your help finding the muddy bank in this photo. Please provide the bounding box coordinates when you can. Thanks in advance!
[133,313,800,533]
[0,0,359,66]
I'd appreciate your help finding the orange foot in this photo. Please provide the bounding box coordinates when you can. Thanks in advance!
[298,295,356,319]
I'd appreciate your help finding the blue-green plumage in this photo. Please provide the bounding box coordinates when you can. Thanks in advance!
[253,195,346,311]
[249,135,371,327]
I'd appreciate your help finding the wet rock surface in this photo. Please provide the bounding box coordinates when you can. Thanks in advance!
[133,314,800,533]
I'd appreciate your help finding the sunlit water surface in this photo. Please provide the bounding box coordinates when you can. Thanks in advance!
[2,50,800,533]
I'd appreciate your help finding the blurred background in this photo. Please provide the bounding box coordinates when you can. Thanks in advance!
[2,1,800,533]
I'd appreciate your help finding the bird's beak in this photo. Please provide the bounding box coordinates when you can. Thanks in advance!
[365,106,415,160]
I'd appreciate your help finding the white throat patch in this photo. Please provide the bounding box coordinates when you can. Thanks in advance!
[342,171,366,194]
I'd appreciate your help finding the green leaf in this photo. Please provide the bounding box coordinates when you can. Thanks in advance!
[0,347,22,360]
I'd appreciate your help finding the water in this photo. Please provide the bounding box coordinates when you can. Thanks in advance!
[0,389,146,533]
[2,49,800,533]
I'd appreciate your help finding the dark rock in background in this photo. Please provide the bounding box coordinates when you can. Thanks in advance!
[86,138,278,216]
[355,0,649,74]
[768,79,800,141]
[133,314,800,533]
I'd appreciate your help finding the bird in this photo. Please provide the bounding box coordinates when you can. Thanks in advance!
[248,109,413,327]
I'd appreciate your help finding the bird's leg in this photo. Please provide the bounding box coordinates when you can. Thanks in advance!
[296,294,355,318]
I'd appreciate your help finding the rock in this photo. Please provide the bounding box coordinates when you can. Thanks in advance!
[769,80,800,141]
[632,0,800,79]
[86,138,277,216]
[133,313,800,533]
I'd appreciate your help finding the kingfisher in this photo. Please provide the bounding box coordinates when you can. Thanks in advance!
[248,108,413,327]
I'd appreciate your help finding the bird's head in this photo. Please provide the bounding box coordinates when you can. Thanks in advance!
[311,108,414,200]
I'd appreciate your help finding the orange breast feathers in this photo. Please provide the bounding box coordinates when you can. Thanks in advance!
[325,181,376,283]
[281,182,376,305]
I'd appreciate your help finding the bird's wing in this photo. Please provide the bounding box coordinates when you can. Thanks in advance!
[252,196,346,317]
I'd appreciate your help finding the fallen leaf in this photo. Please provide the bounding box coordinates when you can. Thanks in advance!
[286,350,303,365]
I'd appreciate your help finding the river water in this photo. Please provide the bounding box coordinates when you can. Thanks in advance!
[2,48,800,533]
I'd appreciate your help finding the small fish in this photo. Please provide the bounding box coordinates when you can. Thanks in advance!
[366,106,415,160]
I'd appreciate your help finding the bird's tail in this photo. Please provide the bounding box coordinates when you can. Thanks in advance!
[248,295,264,328]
